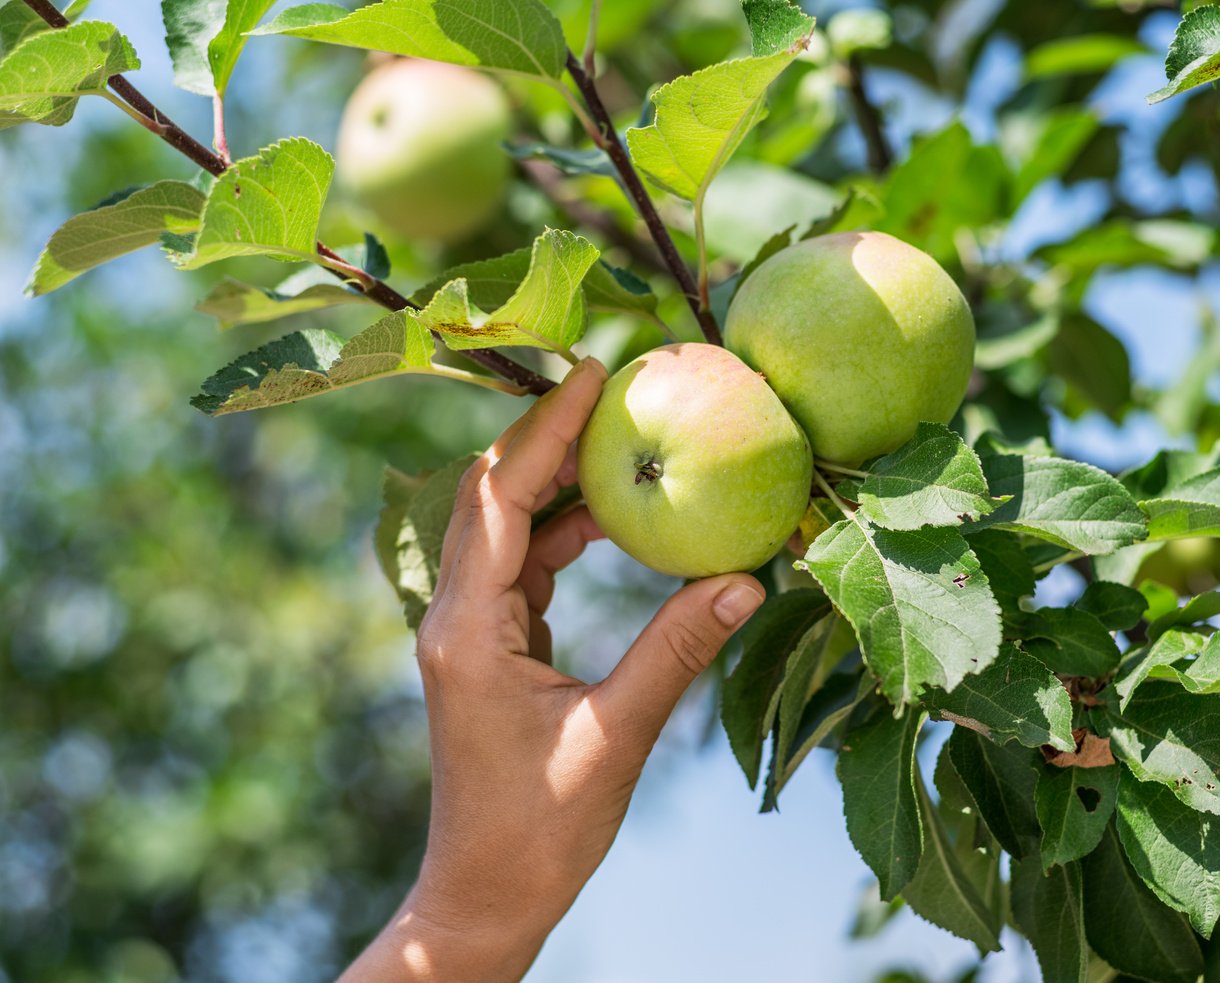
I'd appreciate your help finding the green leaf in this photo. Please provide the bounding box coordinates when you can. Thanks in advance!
[901,763,1002,954]
[505,141,615,178]
[1049,315,1132,423]
[741,0,816,55]
[1150,591,1220,640]
[581,261,659,320]
[1082,825,1205,983]
[174,138,334,270]
[767,671,871,804]
[933,745,1005,919]
[1021,607,1122,678]
[1117,774,1220,937]
[924,645,1074,752]
[1007,107,1101,205]
[967,529,1036,623]
[162,0,227,96]
[1148,633,1220,695]
[1026,34,1147,78]
[1037,764,1120,871]
[25,181,206,296]
[971,451,1148,555]
[210,0,276,97]
[1116,629,1206,710]
[771,613,855,786]
[946,727,1041,860]
[721,589,831,787]
[1149,5,1220,103]
[974,309,1059,371]
[0,20,139,129]
[838,708,924,900]
[1094,684,1220,815]
[1074,581,1148,632]
[409,229,598,355]
[375,456,476,630]
[1123,449,1220,502]
[853,423,1006,531]
[800,520,1001,706]
[1140,469,1220,541]
[875,122,1006,264]
[1038,220,1216,276]
[0,2,51,59]
[191,313,436,416]
[250,0,567,81]
[625,10,813,205]
[194,274,376,329]
[1010,857,1089,983]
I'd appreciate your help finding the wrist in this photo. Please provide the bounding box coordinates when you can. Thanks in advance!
[350,886,554,983]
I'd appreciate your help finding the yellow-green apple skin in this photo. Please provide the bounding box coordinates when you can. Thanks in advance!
[577,344,813,579]
[336,59,510,243]
[724,231,976,465]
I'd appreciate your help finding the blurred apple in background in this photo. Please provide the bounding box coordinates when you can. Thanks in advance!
[337,59,511,244]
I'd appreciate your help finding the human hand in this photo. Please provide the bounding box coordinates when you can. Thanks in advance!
[340,358,766,982]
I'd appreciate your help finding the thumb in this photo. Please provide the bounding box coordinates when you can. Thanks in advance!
[597,574,765,740]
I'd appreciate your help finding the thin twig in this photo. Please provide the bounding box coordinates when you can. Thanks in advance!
[19,0,554,396]
[582,0,601,78]
[845,54,893,175]
[565,50,723,346]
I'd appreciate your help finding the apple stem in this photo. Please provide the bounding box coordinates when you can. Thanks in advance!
[812,468,855,518]
[17,0,558,398]
[816,461,871,480]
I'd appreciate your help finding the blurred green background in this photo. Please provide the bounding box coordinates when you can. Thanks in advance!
[3,0,1219,980]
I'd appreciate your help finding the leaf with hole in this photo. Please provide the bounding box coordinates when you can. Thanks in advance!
[1037,764,1119,871]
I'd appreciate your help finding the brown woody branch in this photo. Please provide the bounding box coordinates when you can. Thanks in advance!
[20,0,555,396]
[845,54,893,175]
[564,50,724,346]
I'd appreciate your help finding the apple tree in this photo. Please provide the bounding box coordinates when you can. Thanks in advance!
[3,0,1220,980]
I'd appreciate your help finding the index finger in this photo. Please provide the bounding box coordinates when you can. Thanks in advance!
[450,358,606,597]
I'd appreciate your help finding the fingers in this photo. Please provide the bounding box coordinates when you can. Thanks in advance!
[518,506,605,617]
[595,575,766,743]
[449,359,606,598]
[435,415,529,598]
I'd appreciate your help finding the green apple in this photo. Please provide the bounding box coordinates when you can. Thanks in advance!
[577,343,813,579]
[724,231,976,465]
[1137,537,1220,595]
[336,59,511,243]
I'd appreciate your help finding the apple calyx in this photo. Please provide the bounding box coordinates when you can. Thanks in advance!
[634,458,663,486]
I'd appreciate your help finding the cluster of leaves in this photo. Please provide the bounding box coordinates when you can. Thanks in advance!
[4,0,1220,980]
[719,423,1220,981]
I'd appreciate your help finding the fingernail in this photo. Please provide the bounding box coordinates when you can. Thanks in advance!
[713,583,765,627]
[575,356,607,380]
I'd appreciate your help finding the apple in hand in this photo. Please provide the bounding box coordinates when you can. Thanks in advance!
[577,344,813,579]
[336,59,511,244]
[725,231,975,465]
